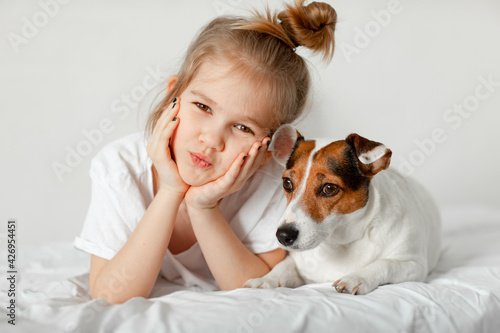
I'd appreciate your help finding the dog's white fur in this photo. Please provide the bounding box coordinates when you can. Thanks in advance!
[244,125,442,294]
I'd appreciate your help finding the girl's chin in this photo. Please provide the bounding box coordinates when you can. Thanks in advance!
[178,170,216,187]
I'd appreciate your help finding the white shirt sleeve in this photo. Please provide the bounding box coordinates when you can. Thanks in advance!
[73,149,148,260]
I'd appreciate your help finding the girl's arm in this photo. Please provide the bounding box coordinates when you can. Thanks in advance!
[185,137,286,290]
[90,99,186,304]
[188,205,286,290]
[90,188,184,304]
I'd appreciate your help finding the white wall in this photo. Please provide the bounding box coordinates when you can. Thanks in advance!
[1,0,499,246]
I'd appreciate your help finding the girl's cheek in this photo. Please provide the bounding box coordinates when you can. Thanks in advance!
[226,139,248,156]
[242,140,256,154]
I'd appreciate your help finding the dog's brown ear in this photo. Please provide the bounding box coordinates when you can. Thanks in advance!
[346,134,392,177]
[269,124,303,166]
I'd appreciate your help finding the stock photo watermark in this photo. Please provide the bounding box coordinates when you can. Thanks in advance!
[213,0,245,16]
[236,292,288,333]
[5,220,18,326]
[51,64,166,183]
[339,0,408,64]
[397,74,499,176]
[7,0,73,54]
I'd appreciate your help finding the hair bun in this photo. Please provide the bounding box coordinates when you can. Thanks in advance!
[278,0,337,60]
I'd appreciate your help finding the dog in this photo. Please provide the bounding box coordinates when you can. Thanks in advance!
[244,125,441,295]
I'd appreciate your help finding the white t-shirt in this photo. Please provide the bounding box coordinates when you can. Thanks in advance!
[73,131,286,290]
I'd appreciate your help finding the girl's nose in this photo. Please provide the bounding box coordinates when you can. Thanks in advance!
[199,129,225,151]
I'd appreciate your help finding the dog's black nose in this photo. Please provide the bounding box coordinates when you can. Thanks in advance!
[276,226,299,246]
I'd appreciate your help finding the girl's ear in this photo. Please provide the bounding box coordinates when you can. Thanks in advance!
[269,124,301,167]
[166,75,179,95]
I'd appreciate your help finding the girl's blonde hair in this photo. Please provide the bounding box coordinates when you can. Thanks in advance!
[145,0,336,138]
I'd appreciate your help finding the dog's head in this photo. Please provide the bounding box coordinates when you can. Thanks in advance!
[269,125,392,250]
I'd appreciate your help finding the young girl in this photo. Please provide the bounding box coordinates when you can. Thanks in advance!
[74,0,336,304]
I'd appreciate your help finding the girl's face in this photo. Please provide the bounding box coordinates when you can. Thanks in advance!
[170,60,274,186]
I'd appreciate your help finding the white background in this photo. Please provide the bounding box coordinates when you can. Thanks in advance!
[1,0,499,246]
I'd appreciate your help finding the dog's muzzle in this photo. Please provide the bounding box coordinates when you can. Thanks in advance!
[276,225,299,246]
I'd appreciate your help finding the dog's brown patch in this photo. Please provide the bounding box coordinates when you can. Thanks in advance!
[286,138,312,170]
[284,140,370,223]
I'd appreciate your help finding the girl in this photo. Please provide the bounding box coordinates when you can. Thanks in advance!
[74,0,336,304]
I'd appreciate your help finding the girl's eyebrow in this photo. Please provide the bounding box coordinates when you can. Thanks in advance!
[190,90,217,108]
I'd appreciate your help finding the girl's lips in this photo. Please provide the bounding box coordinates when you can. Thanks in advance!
[190,152,213,169]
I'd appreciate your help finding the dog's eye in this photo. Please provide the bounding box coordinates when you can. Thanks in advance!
[283,178,293,192]
[321,183,339,197]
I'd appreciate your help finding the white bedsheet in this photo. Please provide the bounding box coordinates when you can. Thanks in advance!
[1,205,499,333]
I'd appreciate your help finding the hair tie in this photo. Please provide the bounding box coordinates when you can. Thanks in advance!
[279,21,300,49]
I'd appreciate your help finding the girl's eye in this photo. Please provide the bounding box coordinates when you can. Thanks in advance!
[196,103,212,114]
[235,124,253,134]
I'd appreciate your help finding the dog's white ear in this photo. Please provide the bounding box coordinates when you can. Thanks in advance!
[346,133,392,177]
[269,124,301,166]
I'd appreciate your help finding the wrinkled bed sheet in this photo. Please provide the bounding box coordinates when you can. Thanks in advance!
[1,205,499,333]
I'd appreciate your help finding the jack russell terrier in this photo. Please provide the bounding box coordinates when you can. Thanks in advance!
[244,125,441,295]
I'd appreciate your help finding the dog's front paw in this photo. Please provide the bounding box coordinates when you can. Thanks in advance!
[243,277,283,289]
[332,274,377,295]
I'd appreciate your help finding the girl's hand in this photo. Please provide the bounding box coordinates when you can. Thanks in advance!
[146,98,189,195]
[185,137,271,210]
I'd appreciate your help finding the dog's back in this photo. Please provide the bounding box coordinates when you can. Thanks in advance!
[371,169,442,272]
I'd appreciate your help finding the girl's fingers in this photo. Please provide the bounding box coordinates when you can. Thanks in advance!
[154,98,180,136]
[147,98,180,164]
[218,137,270,191]
[240,137,270,175]
[215,152,247,189]
[158,116,180,151]
[150,97,179,144]
[149,98,180,148]
[154,121,179,163]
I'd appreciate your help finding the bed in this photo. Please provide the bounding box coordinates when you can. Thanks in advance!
[1,204,499,333]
